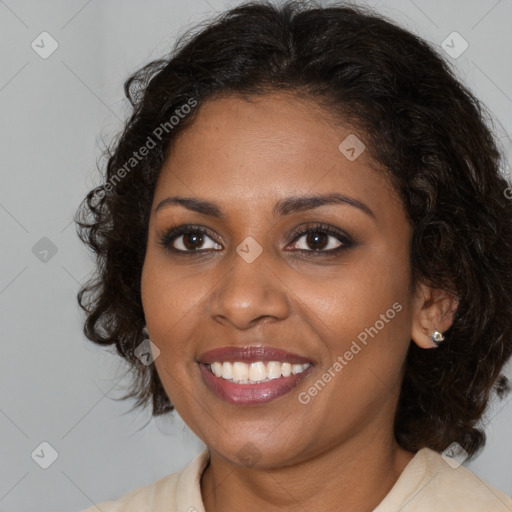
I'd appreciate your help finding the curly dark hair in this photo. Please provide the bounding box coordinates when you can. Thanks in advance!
[75,0,512,459]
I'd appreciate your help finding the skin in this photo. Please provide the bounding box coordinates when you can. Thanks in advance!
[140,91,458,512]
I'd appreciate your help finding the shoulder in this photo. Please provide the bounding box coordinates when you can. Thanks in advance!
[377,447,512,512]
[76,448,210,512]
[422,448,512,510]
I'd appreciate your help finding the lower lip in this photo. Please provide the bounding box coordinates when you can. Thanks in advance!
[199,363,314,405]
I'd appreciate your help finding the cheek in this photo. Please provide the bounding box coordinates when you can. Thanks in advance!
[140,253,208,354]
[141,258,204,410]
[286,251,412,382]
[297,277,410,369]
[287,253,410,337]
[296,280,411,419]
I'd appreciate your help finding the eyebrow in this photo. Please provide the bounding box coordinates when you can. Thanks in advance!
[154,193,375,220]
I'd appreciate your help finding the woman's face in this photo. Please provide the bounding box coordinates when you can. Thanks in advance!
[141,91,419,467]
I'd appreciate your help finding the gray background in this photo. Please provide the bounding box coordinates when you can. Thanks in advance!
[0,1,511,511]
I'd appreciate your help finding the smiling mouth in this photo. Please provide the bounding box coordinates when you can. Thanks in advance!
[196,345,315,404]
[198,361,314,405]
[205,360,312,384]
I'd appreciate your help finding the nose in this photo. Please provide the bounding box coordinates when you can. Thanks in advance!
[207,246,291,330]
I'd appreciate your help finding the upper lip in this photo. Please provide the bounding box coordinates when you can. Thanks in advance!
[197,345,313,365]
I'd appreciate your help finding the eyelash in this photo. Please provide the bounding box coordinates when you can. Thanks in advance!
[158,222,353,257]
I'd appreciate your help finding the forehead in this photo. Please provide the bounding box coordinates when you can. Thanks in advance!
[153,92,402,220]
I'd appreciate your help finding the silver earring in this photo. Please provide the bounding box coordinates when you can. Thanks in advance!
[142,325,149,339]
[430,329,445,346]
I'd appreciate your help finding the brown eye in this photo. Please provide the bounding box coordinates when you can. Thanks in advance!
[304,231,330,250]
[288,224,350,253]
[182,232,205,250]
[159,226,223,252]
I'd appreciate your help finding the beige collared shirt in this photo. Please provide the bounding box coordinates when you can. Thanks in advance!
[78,447,512,511]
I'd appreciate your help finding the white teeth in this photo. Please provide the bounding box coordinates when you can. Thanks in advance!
[267,361,282,379]
[211,362,222,377]
[221,362,233,380]
[291,363,304,375]
[249,362,266,382]
[207,360,311,383]
[281,362,292,377]
[233,361,249,381]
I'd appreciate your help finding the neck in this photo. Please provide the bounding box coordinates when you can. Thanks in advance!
[200,429,415,512]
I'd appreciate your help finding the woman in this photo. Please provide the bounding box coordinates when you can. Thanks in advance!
[75,1,512,510]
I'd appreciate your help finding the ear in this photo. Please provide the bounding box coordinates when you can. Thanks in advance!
[410,282,459,349]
